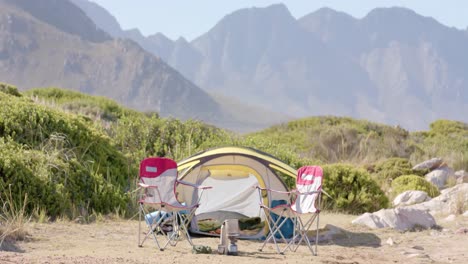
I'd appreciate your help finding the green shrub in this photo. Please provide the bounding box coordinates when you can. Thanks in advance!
[321,164,389,214]
[0,83,21,97]
[391,175,440,198]
[371,158,415,181]
[0,93,131,217]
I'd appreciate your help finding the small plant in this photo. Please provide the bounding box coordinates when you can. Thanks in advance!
[0,186,30,248]
[452,192,467,215]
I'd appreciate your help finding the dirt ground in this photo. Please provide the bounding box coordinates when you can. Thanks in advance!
[1,213,467,264]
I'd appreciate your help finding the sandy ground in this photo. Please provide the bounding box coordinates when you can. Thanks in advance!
[0,213,467,264]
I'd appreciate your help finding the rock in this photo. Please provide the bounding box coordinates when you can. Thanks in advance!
[308,224,346,242]
[454,227,468,234]
[393,190,430,207]
[386,237,395,246]
[413,158,443,170]
[463,211,468,217]
[443,214,456,222]
[456,175,468,184]
[412,245,424,250]
[408,183,468,216]
[424,165,455,189]
[454,170,468,178]
[352,207,436,231]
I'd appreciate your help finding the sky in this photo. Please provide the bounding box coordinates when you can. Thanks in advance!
[92,0,468,41]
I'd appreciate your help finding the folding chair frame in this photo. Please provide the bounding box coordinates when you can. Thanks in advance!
[256,187,322,255]
[138,181,211,251]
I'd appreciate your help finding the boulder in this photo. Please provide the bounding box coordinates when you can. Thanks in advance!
[393,190,430,207]
[454,170,468,178]
[412,158,443,170]
[352,208,436,231]
[424,165,455,189]
[408,183,468,216]
[457,175,468,184]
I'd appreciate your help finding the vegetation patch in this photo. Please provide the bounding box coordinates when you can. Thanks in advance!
[322,164,389,214]
[391,175,440,198]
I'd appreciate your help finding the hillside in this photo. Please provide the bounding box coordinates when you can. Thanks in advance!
[1,84,466,222]
[76,2,468,131]
[248,116,468,171]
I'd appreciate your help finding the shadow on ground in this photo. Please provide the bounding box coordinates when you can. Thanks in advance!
[324,229,381,248]
[0,239,25,253]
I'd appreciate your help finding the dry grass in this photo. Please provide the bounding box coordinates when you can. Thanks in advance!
[0,187,30,248]
[451,191,467,215]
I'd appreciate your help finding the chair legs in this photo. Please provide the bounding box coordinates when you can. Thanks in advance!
[259,207,295,254]
[287,213,319,255]
[138,204,196,251]
[260,209,320,256]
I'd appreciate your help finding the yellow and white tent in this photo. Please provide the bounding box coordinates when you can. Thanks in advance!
[176,147,297,238]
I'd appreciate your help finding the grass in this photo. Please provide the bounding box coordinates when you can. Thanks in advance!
[0,186,30,248]
[452,191,467,215]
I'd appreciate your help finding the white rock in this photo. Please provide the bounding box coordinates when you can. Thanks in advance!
[352,212,386,229]
[386,237,394,246]
[352,208,436,231]
[408,183,468,216]
[454,170,468,178]
[456,175,468,184]
[443,214,456,222]
[462,211,468,217]
[393,190,430,207]
[425,165,455,189]
[413,158,443,170]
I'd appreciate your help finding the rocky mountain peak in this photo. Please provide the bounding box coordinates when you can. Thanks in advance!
[6,0,110,42]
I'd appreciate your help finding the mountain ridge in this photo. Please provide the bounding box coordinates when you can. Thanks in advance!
[7,0,468,131]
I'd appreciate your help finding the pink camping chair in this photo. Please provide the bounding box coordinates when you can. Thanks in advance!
[256,165,323,255]
[137,157,211,251]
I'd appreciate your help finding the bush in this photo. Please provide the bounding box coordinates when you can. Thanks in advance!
[0,83,21,97]
[321,164,389,214]
[391,175,440,198]
[371,158,415,181]
[0,93,131,217]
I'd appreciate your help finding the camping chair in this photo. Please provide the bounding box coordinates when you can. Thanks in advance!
[138,157,212,251]
[256,165,323,255]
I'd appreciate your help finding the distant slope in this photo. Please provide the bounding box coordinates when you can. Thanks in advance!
[209,92,292,133]
[248,116,412,163]
[0,0,224,124]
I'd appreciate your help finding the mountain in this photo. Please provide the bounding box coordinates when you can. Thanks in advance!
[0,0,227,125]
[8,1,468,131]
[299,7,468,128]
[76,2,468,130]
[67,0,289,131]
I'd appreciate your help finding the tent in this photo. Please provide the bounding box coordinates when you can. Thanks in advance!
[176,147,297,239]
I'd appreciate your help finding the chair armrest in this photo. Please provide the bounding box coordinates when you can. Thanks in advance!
[138,183,158,189]
[295,190,321,195]
[177,180,212,190]
[255,186,292,194]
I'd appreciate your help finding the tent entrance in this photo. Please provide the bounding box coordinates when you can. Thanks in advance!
[193,165,267,237]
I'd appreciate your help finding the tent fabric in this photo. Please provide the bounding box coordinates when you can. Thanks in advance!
[196,174,260,218]
[175,147,298,238]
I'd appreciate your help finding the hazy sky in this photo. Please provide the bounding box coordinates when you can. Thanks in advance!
[92,0,467,41]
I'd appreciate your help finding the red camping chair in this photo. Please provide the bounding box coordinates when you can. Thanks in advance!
[256,166,323,255]
[137,157,212,251]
